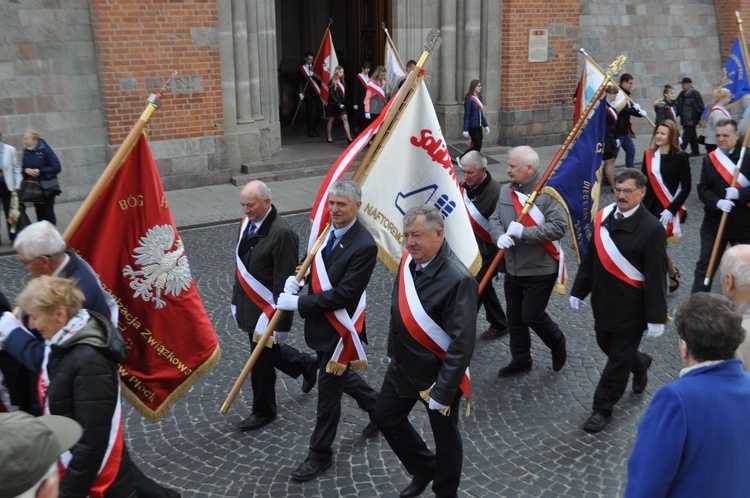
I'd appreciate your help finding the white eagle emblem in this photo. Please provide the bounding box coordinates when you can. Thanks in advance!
[123,224,192,309]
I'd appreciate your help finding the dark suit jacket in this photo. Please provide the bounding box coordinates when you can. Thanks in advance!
[641,147,691,217]
[232,205,298,333]
[298,219,377,352]
[571,204,667,333]
[387,241,477,405]
[697,148,750,239]
[61,252,112,320]
[461,172,501,261]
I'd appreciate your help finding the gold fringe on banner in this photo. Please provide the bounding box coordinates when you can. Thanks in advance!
[418,385,470,417]
[252,331,274,349]
[122,346,222,423]
[326,361,347,376]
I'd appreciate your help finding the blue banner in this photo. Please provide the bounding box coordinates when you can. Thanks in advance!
[543,100,606,263]
[703,38,750,120]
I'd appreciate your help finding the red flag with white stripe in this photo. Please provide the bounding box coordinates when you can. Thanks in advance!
[313,28,338,104]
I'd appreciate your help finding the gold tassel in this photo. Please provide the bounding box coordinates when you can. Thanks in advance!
[349,359,369,371]
[325,361,347,376]
[666,235,682,244]
[251,331,274,349]
[418,386,452,417]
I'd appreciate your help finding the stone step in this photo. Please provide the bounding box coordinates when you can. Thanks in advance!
[232,160,360,186]
[240,153,339,175]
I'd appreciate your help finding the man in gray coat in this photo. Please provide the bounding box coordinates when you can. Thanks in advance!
[489,146,568,376]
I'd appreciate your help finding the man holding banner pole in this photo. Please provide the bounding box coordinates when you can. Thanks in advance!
[372,205,476,498]
[489,146,568,377]
[232,180,318,432]
[276,180,379,482]
[459,151,508,340]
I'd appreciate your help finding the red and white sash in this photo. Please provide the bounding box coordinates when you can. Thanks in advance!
[593,203,645,290]
[510,190,568,294]
[235,216,276,347]
[397,252,470,414]
[709,149,750,207]
[310,246,368,375]
[470,95,484,114]
[668,105,677,121]
[644,149,686,242]
[336,81,345,100]
[357,73,368,89]
[710,106,731,120]
[301,65,321,97]
[460,186,492,244]
[40,311,125,498]
[606,104,618,123]
[366,79,386,101]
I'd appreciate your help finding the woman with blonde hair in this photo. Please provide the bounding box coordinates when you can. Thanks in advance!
[364,65,387,126]
[704,88,732,153]
[325,66,353,144]
[21,128,61,225]
[641,120,691,292]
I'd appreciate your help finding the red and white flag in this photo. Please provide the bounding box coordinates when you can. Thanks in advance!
[384,35,406,96]
[358,83,481,274]
[313,28,338,104]
[67,134,221,422]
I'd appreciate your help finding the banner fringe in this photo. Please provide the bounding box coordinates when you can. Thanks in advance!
[349,359,369,371]
[326,361,347,376]
[121,345,222,423]
[252,331,274,348]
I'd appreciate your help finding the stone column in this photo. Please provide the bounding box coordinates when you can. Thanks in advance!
[246,0,263,121]
[232,0,253,123]
[438,0,458,105]
[463,0,481,90]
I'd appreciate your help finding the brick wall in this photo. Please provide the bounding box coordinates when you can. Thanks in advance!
[715,1,750,60]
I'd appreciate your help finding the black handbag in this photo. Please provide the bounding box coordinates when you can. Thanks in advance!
[698,135,706,145]
[40,178,62,198]
[17,179,45,204]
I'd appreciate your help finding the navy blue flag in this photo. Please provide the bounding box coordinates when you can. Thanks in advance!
[543,99,606,264]
[703,38,750,120]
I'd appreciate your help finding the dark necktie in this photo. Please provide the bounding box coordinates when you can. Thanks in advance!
[322,231,336,259]
[245,221,257,240]
[615,212,623,220]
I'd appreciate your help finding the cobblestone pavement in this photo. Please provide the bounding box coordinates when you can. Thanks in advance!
[0,157,720,497]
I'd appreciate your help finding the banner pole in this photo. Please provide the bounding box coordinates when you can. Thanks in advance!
[62,72,178,242]
[478,51,626,294]
[292,21,332,126]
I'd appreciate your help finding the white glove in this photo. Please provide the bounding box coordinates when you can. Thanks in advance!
[276,293,299,311]
[299,93,305,100]
[284,275,304,295]
[353,105,358,110]
[463,131,470,139]
[639,109,648,117]
[646,323,665,339]
[497,234,515,249]
[339,104,345,110]
[231,304,238,325]
[273,331,289,345]
[726,187,740,200]
[717,199,735,213]
[659,209,673,225]
[633,103,642,111]
[365,113,371,119]
[569,296,582,311]
[505,221,524,239]
[485,126,490,134]
[0,312,23,343]
[678,136,683,145]
[428,398,449,411]
[496,272,505,280]
[615,138,621,148]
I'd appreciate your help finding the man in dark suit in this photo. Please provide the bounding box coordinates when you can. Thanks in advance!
[570,169,667,433]
[676,76,705,156]
[459,151,508,340]
[299,51,323,137]
[231,180,317,432]
[373,205,477,498]
[276,179,379,482]
[690,118,750,293]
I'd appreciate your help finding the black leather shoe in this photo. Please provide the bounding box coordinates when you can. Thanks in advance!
[290,458,332,482]
[302,357,318,394]
[237,413,276,432]
[480,326,509,340]
[632,354,653,394]
[583,411,611,433]
[399,473,433,498]
[361,421,379,438]
[498,361,532,377]
[552,336,567,372]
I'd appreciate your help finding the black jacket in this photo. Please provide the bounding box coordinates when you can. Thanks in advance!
[698,148,750,239]
[387,241,477,405]
[615,90,642,135]
[641,147,692,216]
[677,88,705,126]
[22,138,61,181]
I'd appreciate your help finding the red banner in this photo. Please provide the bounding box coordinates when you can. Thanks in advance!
[67,135,221,422]
[313,28,337,104]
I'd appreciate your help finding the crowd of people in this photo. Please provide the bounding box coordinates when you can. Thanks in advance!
[4,64,750,497]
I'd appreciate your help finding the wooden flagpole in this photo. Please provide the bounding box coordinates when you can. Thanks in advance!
[62,72,178,242]
[478,50,627,294]
[220,223,331,414]
[291,20,332,126]
[702,11,750,287]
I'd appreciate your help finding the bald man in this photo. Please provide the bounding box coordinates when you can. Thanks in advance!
[232,180,317,432]
[719,244,750,371]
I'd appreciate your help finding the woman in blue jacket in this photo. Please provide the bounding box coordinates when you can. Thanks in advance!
[22,128,61,225]
[462,80,489,154]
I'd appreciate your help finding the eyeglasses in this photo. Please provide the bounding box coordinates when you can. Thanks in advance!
[613,187,642,195]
